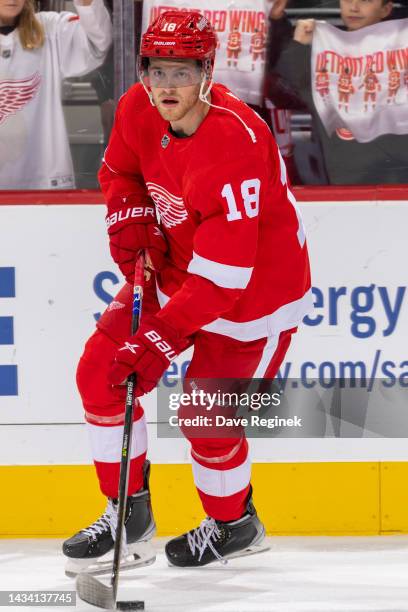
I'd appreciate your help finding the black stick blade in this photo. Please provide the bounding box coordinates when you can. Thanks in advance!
[116,601,145,610]
[76,573,114,609]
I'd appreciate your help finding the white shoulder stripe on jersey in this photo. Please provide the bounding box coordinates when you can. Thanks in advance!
[187,252,253,290]
[156,283,314,341]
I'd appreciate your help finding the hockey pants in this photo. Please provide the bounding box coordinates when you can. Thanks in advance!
[77,279,295,521]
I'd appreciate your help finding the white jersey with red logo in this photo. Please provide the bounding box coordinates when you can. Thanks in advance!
[100,83,312,342]
[0,0,111,189]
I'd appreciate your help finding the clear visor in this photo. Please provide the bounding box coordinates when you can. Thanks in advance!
[140,62,204,89]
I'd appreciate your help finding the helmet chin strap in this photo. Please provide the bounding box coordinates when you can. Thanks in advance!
[199,73,213,103]
[140,72,155,106]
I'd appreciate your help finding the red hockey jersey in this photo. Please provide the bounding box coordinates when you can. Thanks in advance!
[99,83,312,342]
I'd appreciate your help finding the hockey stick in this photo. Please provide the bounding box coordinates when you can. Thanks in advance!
[76,252,146,611]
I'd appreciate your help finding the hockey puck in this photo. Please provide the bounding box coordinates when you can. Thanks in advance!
[116,602,145,610]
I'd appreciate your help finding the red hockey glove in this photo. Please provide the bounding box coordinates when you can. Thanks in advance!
[106,196,167,282]
[108,315,188,396]
[109,223,167,282]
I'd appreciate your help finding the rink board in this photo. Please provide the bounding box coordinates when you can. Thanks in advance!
[0,462,408,537]
[0,187,407,535]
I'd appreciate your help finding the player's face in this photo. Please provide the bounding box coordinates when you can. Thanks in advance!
[0,0,25,25]
[340,0,392,30]
[148,59,203,123]
[148,58,202,121]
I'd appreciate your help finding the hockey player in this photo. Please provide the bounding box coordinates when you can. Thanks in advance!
[249,27,265,71]
[387,64,400,103]
[0,0,112,189]
[227,25,241,68]
[63,11,312,573]
[359,67,381,112]
[337,66,355,113]
[315,65,330,102]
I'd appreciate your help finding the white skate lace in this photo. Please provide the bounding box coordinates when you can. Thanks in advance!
[187,518,227,565]
[82,499,128,555]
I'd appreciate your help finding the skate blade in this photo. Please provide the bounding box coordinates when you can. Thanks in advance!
[65,541,156,578]
[223,528,270,562]
[224,540,270,561]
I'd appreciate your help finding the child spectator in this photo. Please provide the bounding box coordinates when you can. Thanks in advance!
[0,0,112,189]
[267,0,408,185]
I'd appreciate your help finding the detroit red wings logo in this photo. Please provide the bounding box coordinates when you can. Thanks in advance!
[146,181,188,229]
[0,72,41,125]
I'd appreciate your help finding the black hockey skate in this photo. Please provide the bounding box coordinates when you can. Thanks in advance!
[165,488,268,567]
[63,460,156,577]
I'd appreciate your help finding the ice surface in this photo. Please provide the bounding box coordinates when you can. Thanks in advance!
[1,537,408,611]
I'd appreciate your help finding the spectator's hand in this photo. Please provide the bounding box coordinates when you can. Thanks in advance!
[269,0,289,20]
[294,19,316,45]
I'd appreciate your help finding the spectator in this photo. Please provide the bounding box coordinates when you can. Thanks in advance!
[268,0,408,185]
[263,0,307,183]
[265,0,307,111]
[88,0,115,146]
[0,0,112,189]
[89,46,114,146]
